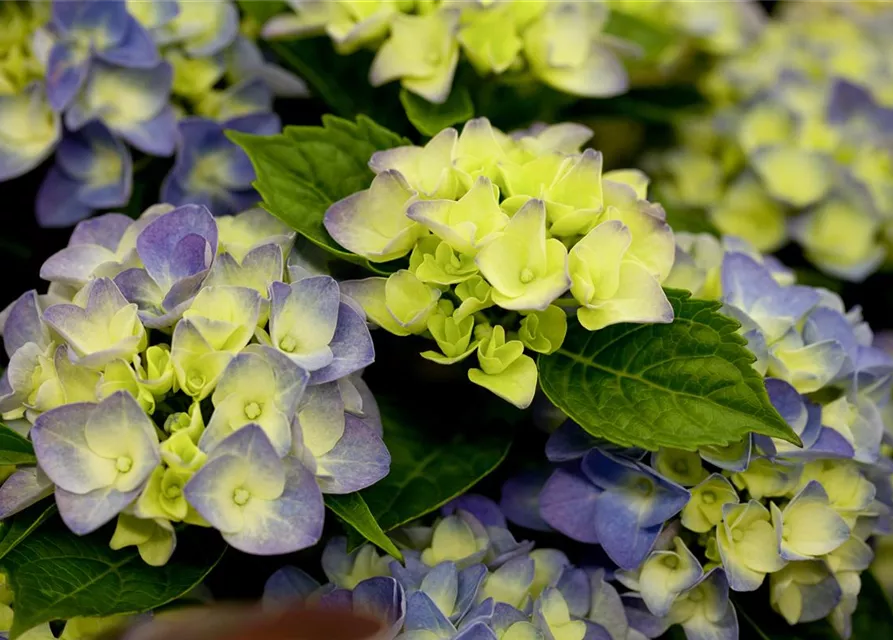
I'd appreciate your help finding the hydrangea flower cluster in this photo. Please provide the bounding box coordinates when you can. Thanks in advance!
[514,233,893,638]
[0,204,387,564]
[324,117,675,409]
[0,0,307,227]
[264,493,739,640]
[263,0,634,104]
[646,1,893,281]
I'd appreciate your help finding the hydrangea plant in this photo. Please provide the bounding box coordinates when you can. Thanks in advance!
[0,204,387,564]
[323,117,676,409]
[0,0,306,227]
[514,234,893,638]
[647,1,893,281]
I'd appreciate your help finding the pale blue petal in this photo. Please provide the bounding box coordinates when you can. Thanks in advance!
[0,467,54,519]
[353,577,407,638]
[1,290,48,357]
[545,422,599,462]
[35,166,94,228]
[55,483,142,535]
[500,471,552,532]
[404,589,456,636]
[539,468,600,544]
[263,566,321,609]
[46,42,89,112]
[310,303,375,385]
[314,414,390,494]
[442,495,507,529]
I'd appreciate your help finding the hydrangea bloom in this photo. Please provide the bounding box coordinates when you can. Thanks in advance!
[514,234,893,638]
[264,493,735,640]
[330,117,675,409]
[0,204,385,564]
[0,0,307,227]
[647,2,893,281]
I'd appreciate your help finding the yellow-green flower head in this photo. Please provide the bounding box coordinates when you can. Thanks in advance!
[731,458,801,501]
[468,325,537,409]
[681,473,740,534]
[410,237,479,285]
[716,500,786,591]
[476,198,570,311]
[97,360,156,415]
[532,587,587,640]
[770,481,850,561]
[325,170,426,263]
[266,1,398,55]
[0,2,48,96]
[651,448,708,488]
[321,537,393,590]
[456,1,526,76]
[162,401,206,447]
[134,464,205,527]
[180,285,262,353]
[407,176,508,256]
[370,8,460,104]
[421,512,490,567]
[663,232,725,300]
[522,2,627,99]
[769,561,842,626]
[135,344,174,397]
[422,305,477,365]
[369,127,461,199]
[796,460,877,525]
[637,537,703,617]
[518,306,566,356]
[569,218,673,332]
[109,512,177,567]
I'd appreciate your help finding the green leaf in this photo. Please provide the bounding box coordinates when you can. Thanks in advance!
[324,493,403,561]
[1,518,226,638]
[227,115,410,272]
[0,422,36,465]
[237,0,287,25]
[400,87,474,137]
[538,288,799,451]
[0,501,56,561]
[359,401,513,532]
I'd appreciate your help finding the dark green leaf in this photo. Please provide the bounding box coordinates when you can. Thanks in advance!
[228,115,409,272]
[538,288,799,451]
[359,401,513,532]
[852,571,893,639]
[400,87,474,137]
[0,423,36,465]
[237,0,287,25]
[324,493,403,560]
[1,518,225,637]
[0,501,56,561]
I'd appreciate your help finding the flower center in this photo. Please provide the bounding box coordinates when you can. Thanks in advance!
[673,460,689,474]
[731,529,744,543]
[233,488,251,506]
[165,485,182,499]
[519,268,535,284]
[116,456,133,473]
[688,587,705,603]
[662,555,679,570]
[244,402,262,420]
[701,490,716,505]
[279,335,298,353]
[634,477,654,497]
[188,372,206,390]
[425,50,441,66]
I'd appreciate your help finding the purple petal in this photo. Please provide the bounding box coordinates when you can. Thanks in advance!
[827,79,875,125]
[765,378,809,435]
[419,561,460,616]
[594,489,664,570]
[136,204,217,292]
[456,564,488,621]
[118,104,177,157]
[699,437,752,472]
[454,622,498,640]
[546,422,599,462]
[263,566,321,609]
[114,267,164,313]
[1,290,48,357]
[35,166,94,228]
[500,470,552,532]
[442,495,507,529]
[55,483,142,535]
[557,567,591,618]
[69,212,133,250]
[314,414,390,494]
[404,591,455,636]
[46,42,89,112]
[55,123,133,208]
[310,303,375,385]
[95,18,160,68]
[539,468,600,543]
[681,569,737,640]
[352,577,406,638]
[30,402,115,494]
[38,244,114,286]
[0,467,54,519]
